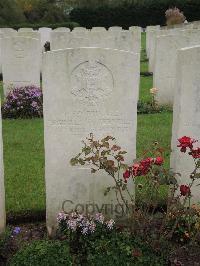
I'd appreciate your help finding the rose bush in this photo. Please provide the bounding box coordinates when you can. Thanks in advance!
[70,134,200,244]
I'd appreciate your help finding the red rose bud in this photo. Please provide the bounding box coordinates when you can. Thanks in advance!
[189,148,200,159]
[123,170,131,182]
[180,185,191,196]
[155,156,164,165]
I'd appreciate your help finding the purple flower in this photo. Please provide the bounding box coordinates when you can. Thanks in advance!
[13,227,21,235]
[31,101,38,108]
[2,86,43,119]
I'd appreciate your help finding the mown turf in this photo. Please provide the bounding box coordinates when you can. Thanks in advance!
[2,32,172,214]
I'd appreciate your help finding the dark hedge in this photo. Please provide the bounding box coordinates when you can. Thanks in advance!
[70,0,200,28]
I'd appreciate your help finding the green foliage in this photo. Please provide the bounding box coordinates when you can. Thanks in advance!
[70,0,200,28]
[9,240,73,266]
[86,232,167,265]
[0,0,26,25]
[16,0,68,23]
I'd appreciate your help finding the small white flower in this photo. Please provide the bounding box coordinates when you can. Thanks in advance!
[106,219,115,230]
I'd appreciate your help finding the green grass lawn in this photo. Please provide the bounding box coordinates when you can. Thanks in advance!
[2,33,173,214]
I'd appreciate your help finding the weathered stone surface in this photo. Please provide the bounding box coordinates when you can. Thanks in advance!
[170,45,200,202]
[0,103,5,234]
[43,47,139,235]
[2,37,41,95]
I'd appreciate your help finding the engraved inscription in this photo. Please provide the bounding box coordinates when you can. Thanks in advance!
[71,60,114,102]
[48,112,132,136]
[13,41,26,58]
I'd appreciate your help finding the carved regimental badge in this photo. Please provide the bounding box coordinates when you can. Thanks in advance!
[71,60,114,102]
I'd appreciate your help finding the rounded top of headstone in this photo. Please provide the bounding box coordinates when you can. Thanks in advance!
[18,28,34,32]
[91,27,107,32]
[39,27,52,31]
[54,27,71,32]
[108,26,123,32]
[73,27,87,32]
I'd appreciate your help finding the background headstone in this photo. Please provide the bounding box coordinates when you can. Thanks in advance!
[39,27,52,51]
[170,45,200,203]
[154,29,200,105]
[43,47,139,235]
[2,37,41,95]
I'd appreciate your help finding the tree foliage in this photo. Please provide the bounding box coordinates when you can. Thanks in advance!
[0,0,26,24]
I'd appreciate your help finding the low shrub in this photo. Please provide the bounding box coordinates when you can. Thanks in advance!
[2,86,43,119]
[9,240,73,266]
[87,233,167,265]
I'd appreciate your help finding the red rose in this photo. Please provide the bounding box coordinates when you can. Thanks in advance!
[189,148,200,159]
[140,157,153,175]
[180,185,191,196]
[123,170,131,182]
[177,136,197,153]
[155,156,164,165]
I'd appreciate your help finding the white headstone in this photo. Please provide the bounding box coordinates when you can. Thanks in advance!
[0,103,5,234]
[129,27,141,54]
[43,47,139,235]
[39,27,52,50]
[170,45,200,202]
[148,27,161,72]
[154,29,200,105]
[2,37,41,95]
[146,25,160,59]
[153,34,189,105]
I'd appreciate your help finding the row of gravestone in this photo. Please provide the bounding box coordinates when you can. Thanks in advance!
[0,36,200,236]
[146,21,200,106]
[0,26,141,96]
